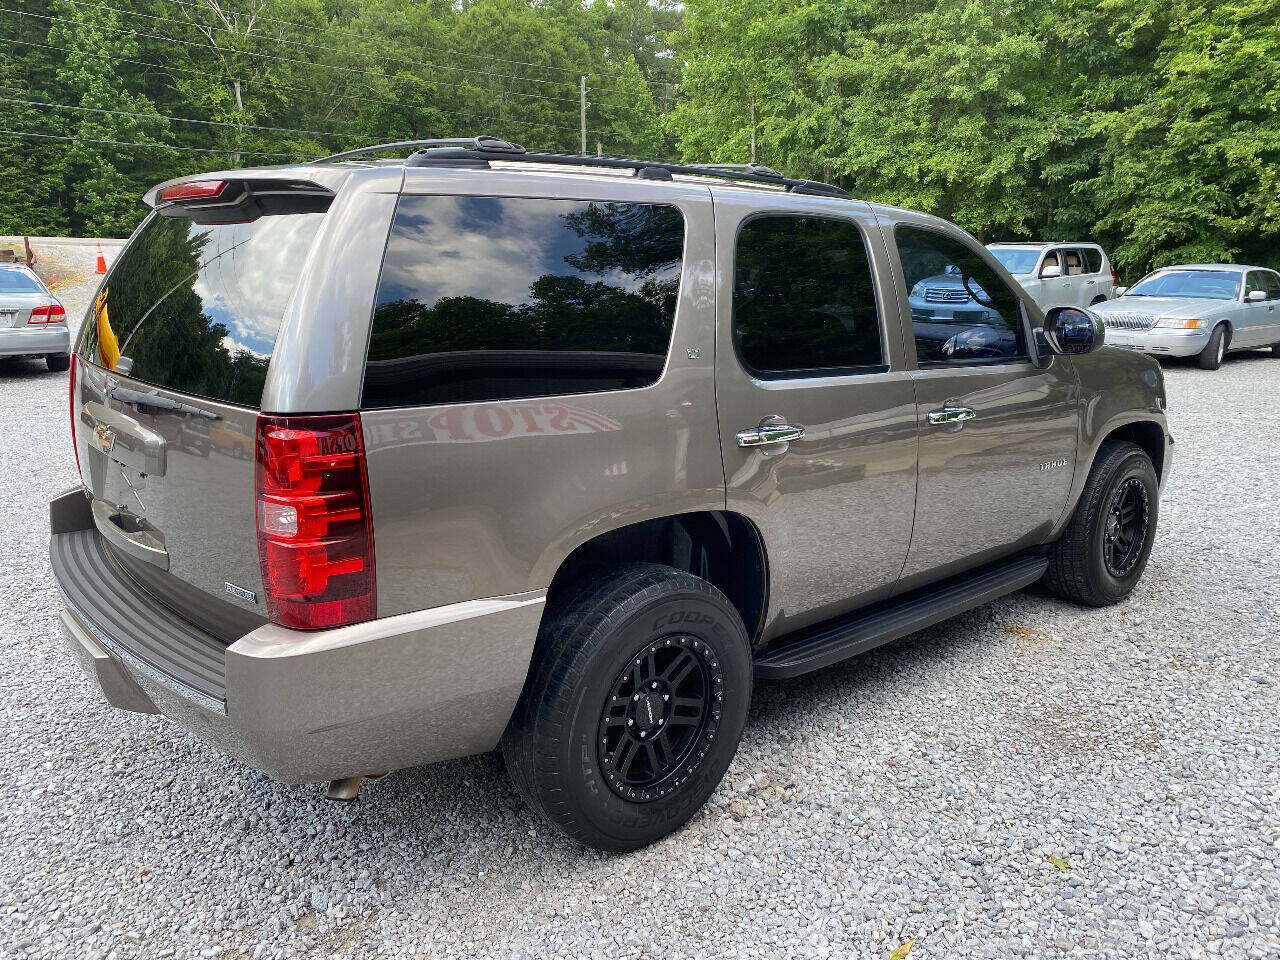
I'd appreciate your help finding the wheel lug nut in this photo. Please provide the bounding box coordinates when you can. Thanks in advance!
[663,694,669,701]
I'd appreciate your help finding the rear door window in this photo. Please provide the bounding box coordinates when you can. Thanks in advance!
[732,214,884,377]
[363,196,684,408]
[1083,248,1103,274]
[1262,271,1280,300]
[80,210,326,407]
[1063,249,1086,276]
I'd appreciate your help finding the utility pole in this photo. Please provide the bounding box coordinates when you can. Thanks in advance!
[232,77,244,168]
[580,76,588,156]
[749,96,757,163]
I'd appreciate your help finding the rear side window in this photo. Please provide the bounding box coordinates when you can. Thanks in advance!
[1083,248,1103,274]
[1262,272,1280,300]
[732,215,883,377]
[363,196,684,408]
[80,211,326,407]
[897,226,1026,364]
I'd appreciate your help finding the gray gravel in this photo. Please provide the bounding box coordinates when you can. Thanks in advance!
[1,280,1277,959]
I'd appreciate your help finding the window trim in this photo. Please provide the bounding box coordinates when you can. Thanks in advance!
[730,211,890,383]
[359,193,689,410]
[893,222,1032,369]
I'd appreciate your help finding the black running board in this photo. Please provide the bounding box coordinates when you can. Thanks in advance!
[753,553,1049,679]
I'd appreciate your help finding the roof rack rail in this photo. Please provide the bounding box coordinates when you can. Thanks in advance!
[311,135,849,199]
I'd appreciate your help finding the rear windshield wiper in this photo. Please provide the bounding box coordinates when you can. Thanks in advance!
[107,382,221,419]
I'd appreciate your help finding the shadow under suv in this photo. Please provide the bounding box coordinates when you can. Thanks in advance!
[51,138,1172,851]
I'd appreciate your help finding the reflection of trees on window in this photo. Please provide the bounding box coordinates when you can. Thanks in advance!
[85,213,319,408]
[363,199,685,408]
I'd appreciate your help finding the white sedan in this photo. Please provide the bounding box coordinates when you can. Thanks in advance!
[1089,264,1280,370]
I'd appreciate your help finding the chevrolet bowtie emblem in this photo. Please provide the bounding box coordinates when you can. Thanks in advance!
[92,423,116,454]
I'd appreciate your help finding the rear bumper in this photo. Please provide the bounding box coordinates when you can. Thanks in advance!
[50,491,544,783]
[1103,326,1211,358]
[0,325,70,356]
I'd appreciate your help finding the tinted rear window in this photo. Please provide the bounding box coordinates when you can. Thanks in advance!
[80,210,326,407]
[362,196,684,408]
[0,269,44,294]
[1083,248,1103,273]
[733,215,884,377]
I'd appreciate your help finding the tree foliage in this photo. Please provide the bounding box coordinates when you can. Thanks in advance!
[670,0,1280,275]
[1,0,1276,277]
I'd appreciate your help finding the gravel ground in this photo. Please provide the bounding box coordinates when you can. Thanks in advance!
[1,278,1277,960]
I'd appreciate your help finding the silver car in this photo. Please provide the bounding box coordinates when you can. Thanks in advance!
[1091,264,1280,369]
[49,138,1172,851]
[0,264,71,370]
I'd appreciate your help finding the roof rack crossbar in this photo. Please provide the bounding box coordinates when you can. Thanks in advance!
[312,135,850,198]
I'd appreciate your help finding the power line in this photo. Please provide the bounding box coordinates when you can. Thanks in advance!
[63,0,671,109]
[162,0,613,87]
[2,4,594,109]
[0,94,362,140]
[0,128,313,158]
[0,34,586,139]
[158,0,667,88]
[62,0,583,94]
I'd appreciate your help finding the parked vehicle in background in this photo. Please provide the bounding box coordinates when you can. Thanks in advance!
[50,138,1172,852]
[988,242,1116,312]
[0,263,70,371]
[1090,264,1280,370]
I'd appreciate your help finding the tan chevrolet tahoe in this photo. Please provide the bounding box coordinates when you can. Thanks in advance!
[50,137,1173,851]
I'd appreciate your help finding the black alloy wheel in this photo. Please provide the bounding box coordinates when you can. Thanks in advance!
[1103,476,1150,578]
[598,636,721,803]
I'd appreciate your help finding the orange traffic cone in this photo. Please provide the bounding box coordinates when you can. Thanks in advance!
[95,242,107,274]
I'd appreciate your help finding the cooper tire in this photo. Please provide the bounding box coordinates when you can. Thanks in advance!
[45,353,70,372]
[1045,441,1158,606]
[1197,326,1225,370]
[502,563,751,851]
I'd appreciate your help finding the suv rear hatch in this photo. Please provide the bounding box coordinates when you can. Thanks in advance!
[72,177,333,640]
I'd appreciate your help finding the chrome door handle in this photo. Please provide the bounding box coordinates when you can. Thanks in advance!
[736,422,805,448]
[927,406,976,425]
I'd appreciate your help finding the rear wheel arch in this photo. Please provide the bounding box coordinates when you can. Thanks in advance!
[544,511,769,646]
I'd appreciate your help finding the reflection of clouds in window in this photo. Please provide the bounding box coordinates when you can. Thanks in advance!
[190,216,314,356]
[381,198,605,308]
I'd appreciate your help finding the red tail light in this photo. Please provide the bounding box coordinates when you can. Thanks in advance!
[160,179,227,203]
[30,304,66,323]
[1110,264,1118,287]
[255,413,376,630]
[69,354,81,476]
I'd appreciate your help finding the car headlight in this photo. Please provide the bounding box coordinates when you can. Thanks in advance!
[911,283,924,298]
[1153,317,1208,329]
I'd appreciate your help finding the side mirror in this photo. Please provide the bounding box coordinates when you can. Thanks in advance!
[1247,289,1267,302]
[1039,306,1104,356]
[1040,264,1062,279]
[1115,286,1128,296]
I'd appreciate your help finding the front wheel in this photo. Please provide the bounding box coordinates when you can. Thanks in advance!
[502,563,752,851]
[45,353,70,372]
[1197,325,1226,370]
[1045,441,1159,606]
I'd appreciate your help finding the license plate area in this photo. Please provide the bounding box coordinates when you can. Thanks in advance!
[0,309,18,327]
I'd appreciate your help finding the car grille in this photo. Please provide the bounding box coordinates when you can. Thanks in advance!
[1103,313,1157,331]
[924,287,970,303]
